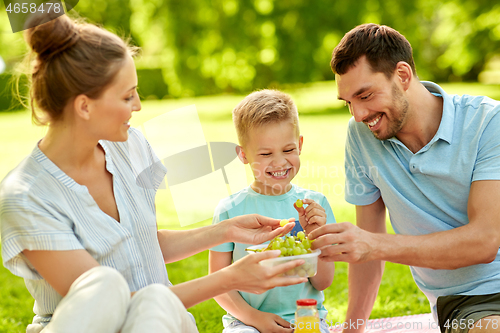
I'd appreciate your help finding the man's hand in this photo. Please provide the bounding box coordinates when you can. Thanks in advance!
[308,222,376,263]
[294,199,327,235]
[223,214,295,245]
[248,311,293,333]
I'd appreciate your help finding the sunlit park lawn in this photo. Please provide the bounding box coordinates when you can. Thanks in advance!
[1,81,499,332]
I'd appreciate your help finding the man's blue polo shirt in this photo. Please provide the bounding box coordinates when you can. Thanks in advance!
[344,81,500,316]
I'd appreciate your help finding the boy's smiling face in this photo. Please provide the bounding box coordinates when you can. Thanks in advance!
[238,119,303,196]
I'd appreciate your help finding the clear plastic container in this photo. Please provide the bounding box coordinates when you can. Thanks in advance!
[246,244,321,277]
[294,299,321,333]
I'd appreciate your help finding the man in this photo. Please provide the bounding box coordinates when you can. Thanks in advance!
[309,23,500,333]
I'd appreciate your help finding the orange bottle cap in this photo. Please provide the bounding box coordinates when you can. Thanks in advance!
[296,299,317,306]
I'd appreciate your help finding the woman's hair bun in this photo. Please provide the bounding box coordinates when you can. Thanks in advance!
[22,14,137,125]
[25,15,80,61]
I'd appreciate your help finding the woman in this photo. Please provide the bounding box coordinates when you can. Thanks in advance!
[0,15,307,333]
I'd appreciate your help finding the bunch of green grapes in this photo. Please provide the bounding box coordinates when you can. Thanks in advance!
[248,207,319,277]
[249,231,316,277]
[265,231,314,257]
[248,231,314,256]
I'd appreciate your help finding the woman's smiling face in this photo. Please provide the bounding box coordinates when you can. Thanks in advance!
[87,55,141,142]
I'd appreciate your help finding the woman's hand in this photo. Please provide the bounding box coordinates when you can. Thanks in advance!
[294,199,327,235]
[223,250,307,294]
[158,215,294,264]
[222,214,295,245]
[168,245,306,309]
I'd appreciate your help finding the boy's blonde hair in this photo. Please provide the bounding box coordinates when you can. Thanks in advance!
[233,89,300,147]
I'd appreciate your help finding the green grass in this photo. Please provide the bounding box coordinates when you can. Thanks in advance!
[1,81,498,332]
[0,261,34,333]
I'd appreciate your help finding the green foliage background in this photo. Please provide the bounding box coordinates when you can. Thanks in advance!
[1,0,500,98]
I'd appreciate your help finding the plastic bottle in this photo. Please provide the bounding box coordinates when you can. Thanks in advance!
[294,299,321,333]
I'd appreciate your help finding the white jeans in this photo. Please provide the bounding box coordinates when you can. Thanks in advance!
[26,266,198,333]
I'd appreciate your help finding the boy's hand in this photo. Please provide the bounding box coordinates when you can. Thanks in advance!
[248,311,293,333]
[294,199,327,236]
[223,214,295,245]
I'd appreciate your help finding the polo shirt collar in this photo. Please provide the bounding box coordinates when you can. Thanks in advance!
[421,81,454,145]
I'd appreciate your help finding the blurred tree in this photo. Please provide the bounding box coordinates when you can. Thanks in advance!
[75,0,133,36]
[0,0,499,99]
[0,2,31,68]
[427,0,500,81]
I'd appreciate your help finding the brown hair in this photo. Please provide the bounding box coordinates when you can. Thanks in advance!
[331,23,416,79]
[23,14,138,125]
[232,89,299,146]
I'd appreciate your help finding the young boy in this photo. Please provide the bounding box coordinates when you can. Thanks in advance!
[209,90,335,333]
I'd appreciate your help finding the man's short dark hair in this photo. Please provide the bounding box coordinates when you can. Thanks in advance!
[331,23,417,79]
